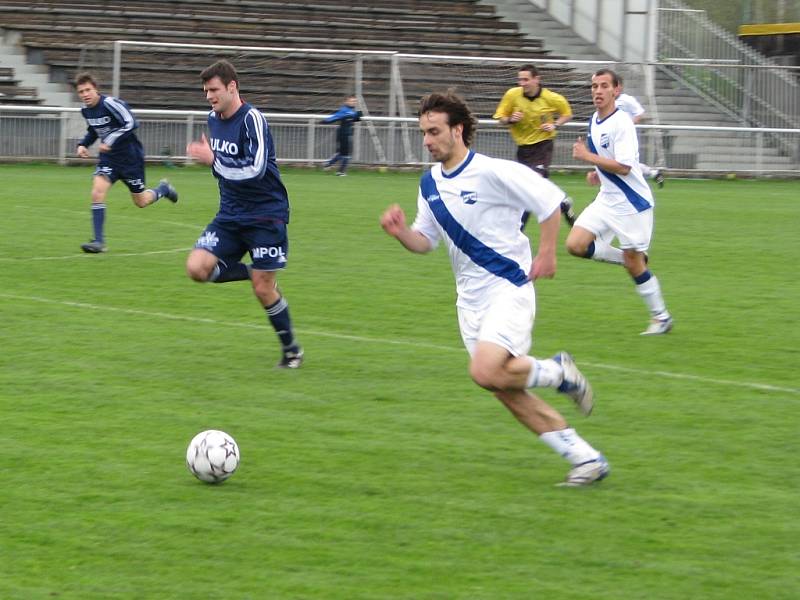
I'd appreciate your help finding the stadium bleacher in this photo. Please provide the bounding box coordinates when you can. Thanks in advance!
[0,0,577,115]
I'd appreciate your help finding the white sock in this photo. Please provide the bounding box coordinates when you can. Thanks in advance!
[539,428,601,466]
[591,239,624,265]
[635,273,670,319]
[525,357,563,388]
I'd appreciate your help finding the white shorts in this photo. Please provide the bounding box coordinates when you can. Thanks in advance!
[574,199,654,252]
[457,282,535,357]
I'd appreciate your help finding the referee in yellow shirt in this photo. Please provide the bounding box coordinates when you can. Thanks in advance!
[494,64,574,226]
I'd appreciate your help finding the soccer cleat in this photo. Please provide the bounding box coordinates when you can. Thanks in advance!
[653,170,665,188]
[554,351,594,416]
[81,240,107,253]
[641,316,673,336]
[336,171,347,177]
[557,455,610,487]
[560,197,576,227]
[277,347,304,369]
[160,179,179,203]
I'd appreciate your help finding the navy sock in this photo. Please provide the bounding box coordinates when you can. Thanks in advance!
[265,296,298,351]
[633,269,652,285]
[91,203,106,242]
[339,156,350,173]
[584,241,596,258]
[209,261,250,283]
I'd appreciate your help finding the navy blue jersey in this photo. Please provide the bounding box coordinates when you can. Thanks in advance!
[323,104,362,138]
[78,94,144,164]
[207,103,290,224]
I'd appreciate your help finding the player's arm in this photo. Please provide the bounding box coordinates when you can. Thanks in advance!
[530,206,559,280]
[322,106,348,123]
[493,91,521,125]
[572,136,631,175]
[186,133,214,166]
[380,204,433,254]
[77,127,97,157]
[542,93,573,132]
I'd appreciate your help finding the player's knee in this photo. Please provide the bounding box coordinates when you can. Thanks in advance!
[186,261,212,282]
[131,193,149,208]
[469,361,499,391]
[565,236,587,257]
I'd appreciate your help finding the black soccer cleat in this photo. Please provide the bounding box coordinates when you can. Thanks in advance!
[654,171,665,189]
[277,347,304,369]
[560,197,576,227]
[81,240,107,253]
[160,179,179,203]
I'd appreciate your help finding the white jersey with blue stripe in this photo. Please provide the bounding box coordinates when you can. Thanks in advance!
[411,151,564,310]
[615,93,645,120]
[587,109,653,214]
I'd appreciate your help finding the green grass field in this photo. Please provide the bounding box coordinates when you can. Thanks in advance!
[1,164,798,599]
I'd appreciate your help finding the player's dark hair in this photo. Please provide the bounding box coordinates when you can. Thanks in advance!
[518,64,539,78]
[418,91,477,147]
[594,68,620,87]
[73,72,98,89]
[201,60,239,88]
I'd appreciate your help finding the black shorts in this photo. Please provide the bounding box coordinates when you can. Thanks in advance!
[516,139,554,178]
[195,217,288,271]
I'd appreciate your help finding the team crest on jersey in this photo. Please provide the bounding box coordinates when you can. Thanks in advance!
[460,190,478,205]
[600,133,610,149]
[197,231,219,248]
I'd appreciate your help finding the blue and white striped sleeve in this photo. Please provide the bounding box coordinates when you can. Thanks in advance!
[102,97,136,147]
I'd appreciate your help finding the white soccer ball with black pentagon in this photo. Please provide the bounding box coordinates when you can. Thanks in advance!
[186,430,240,483]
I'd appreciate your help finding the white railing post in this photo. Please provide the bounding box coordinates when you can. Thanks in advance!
[307,118,316,167]
[184,113,194,166]
[58,110,69,165]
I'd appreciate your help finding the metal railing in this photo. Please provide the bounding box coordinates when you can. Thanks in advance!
[658,0,800,131]
[1,105,798,175]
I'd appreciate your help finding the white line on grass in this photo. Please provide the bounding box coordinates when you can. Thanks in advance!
[2,291,798,396]
[0,247,192,262]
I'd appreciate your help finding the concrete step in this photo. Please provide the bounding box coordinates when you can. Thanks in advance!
[0,27,77,107]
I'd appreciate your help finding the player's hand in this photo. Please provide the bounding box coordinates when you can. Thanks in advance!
[586,170,600,186]
[380,204,407,237]
[507,111,524,124]
[76,145,90,159]
[541,122,557,132]
[530,253,556,280]
[98,143,111,153]
[187,133,214,166]
[573,136,589,161]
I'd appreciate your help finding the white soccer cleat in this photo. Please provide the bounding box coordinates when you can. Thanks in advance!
[641,316,673,336]
[554,351,594,416]
[557,455,610,487]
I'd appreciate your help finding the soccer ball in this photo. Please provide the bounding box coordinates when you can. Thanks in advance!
[186,430,240,483]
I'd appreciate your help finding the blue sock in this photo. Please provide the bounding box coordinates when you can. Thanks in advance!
[339,156,350,173]
[265,296,298,351]
[584,241,596,258]
[91,203,106,242]
[209,260,250,283]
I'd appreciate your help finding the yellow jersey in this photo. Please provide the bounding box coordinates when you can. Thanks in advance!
[493,87,572,146]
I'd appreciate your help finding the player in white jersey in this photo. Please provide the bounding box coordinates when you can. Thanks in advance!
[615,87,664,187]
[381,92,609,487]
[568,69,673,335]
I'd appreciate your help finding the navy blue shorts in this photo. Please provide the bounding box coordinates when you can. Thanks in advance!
[94,153,147,194]
[195,217,289,271]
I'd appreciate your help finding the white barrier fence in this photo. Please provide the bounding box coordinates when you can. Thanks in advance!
[1,105,798,175]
